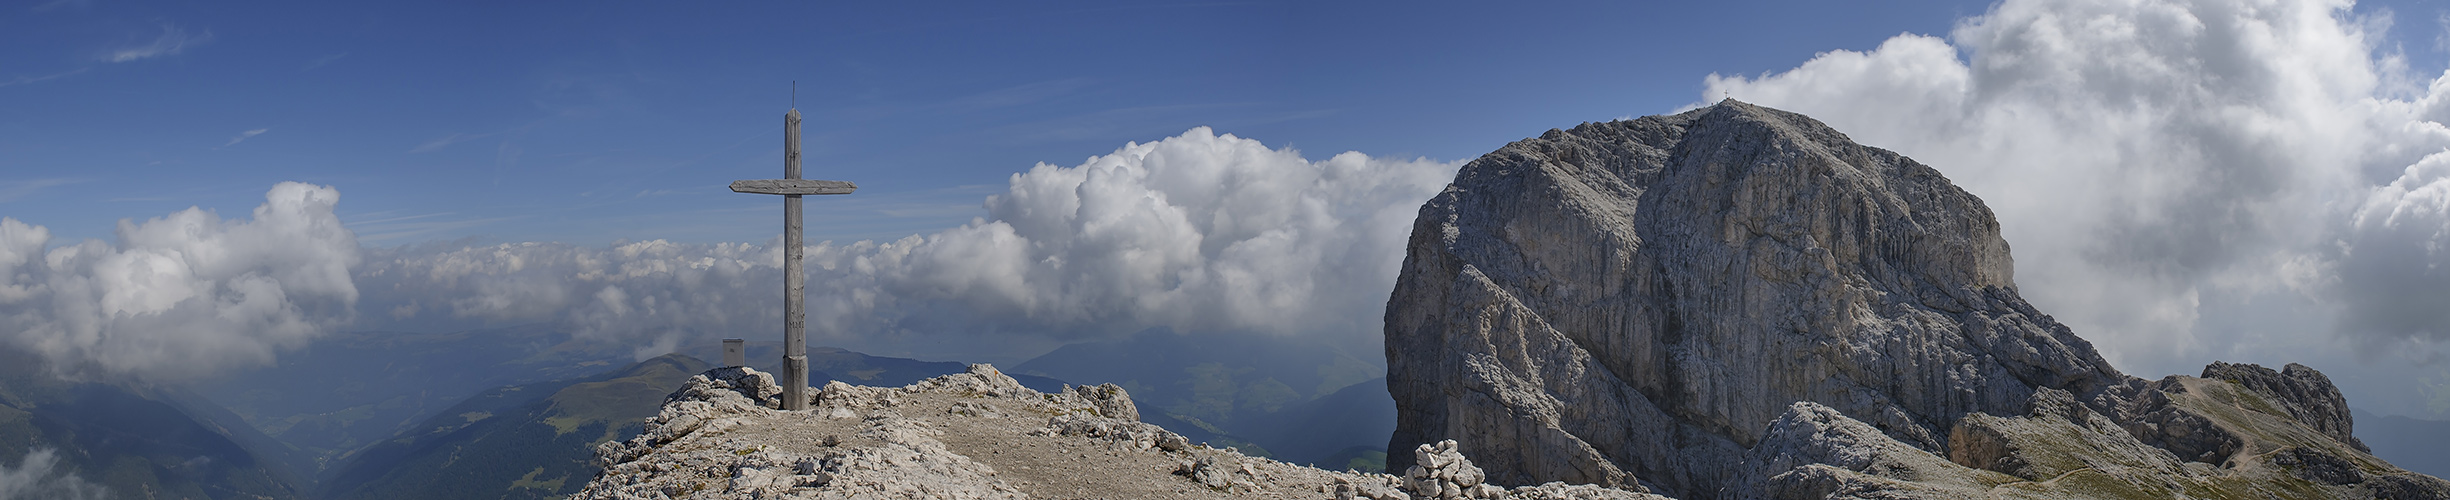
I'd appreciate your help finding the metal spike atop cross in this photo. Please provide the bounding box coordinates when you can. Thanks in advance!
[729,107,855,411]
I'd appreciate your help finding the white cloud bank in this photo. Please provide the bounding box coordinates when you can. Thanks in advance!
[0,182,358,379]
[0,129,1450,378]
[1704,0,2450,414]
[358,127,1457,361]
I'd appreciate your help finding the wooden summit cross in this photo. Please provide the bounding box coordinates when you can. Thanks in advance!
[729,106,854,411]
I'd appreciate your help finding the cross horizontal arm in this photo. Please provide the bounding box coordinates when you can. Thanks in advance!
[730,179,858,195]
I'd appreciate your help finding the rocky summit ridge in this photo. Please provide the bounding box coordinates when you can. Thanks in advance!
[1384,100,2450,499]
[576,364,1663,499]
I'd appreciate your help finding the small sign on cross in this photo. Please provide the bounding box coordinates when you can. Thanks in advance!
[730,107,855,411]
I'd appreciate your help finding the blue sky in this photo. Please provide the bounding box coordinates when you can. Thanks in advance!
[16,0,2450,418]
[2,0,2050,245]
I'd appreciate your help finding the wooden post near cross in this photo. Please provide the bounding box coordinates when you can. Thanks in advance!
[729,107,855,411]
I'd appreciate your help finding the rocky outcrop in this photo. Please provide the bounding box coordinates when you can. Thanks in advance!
[1386,99,2126,496]
[1386,100,2447,499]
[1735,381,2450,500]
[2200,361,2368,453]
[578,365,1668,500]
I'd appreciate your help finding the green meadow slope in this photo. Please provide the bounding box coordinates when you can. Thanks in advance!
[315,354,721,500]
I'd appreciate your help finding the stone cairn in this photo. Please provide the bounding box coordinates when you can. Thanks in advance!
[1404,440,1505,499]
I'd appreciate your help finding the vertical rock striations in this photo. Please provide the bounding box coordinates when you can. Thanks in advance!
[1387,100,2447,499]
[1386,100,2129,495]
[1386,100,2448,499]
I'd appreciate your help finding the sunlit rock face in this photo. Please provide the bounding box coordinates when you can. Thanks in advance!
[1383,100,2132,495]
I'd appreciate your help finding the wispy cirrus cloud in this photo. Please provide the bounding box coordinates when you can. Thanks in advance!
[0,179,80,203]
[222,128,268,147]
[933,78,1096,113]
[409,132,485,153]
[0,68,89,89]
[345,212,521,244]
[107,24,212,63]
[30,0,92,12]
[302,53,347,71]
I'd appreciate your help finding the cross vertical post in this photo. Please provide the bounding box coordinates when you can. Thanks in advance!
[783,109,804,411]
[730,106,856,411]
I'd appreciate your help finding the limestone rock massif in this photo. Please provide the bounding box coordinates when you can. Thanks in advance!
[1385,100,2450,499]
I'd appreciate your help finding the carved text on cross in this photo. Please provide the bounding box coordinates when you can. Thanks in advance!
[729,108,854,411]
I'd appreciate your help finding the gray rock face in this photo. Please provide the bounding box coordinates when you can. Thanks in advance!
[2200,361,2368,453]
[1385,100,2127,496]
[1740,401,2034,500]
[1386,100,2450,499]
[2114,375,2246,464]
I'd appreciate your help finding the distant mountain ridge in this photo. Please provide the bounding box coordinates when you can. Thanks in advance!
[316,353,719,500]
[2354,408,2450,480]
[1012,328,1392,465]
[187,323,642,479]
[0,346,306,500]
[681,341,1068,393]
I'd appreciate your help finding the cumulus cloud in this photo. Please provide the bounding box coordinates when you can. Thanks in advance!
[2340,134,2450,355]
[0,449,107,500]
[0,182,359,380]
[358,128,1457,361]
[355,239,785,358]
[1701,0,2450,411]
[1,127,1445,376]
[828,128,1455,344]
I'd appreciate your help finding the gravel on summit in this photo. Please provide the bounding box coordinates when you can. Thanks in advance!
[574,364,1664,500]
